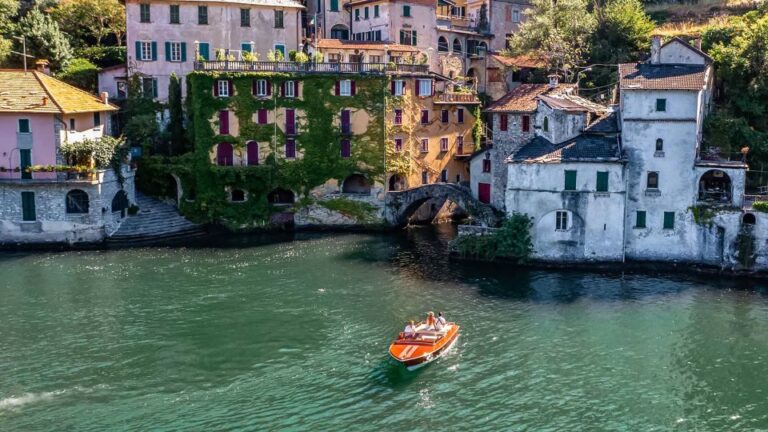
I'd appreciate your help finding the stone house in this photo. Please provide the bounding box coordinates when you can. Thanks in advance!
[125,0,305,101]
[0,69,135,245]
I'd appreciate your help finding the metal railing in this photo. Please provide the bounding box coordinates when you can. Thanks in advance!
[434,92,481,104]
[194,61,429,74]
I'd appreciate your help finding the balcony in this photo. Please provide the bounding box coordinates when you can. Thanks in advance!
[63,126,105,144]
[194,61,429,75]
[434,92,481,104]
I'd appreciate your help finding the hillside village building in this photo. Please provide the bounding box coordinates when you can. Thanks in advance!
[0,69,135,244]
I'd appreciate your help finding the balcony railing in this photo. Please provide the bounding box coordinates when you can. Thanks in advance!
[194,61,429,74]
[63,126,104,144]
[434,92,481,104]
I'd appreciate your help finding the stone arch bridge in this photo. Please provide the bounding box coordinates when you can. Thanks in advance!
[384,183,501,227]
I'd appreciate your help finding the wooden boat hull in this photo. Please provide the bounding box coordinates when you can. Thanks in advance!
[389,324,460,371]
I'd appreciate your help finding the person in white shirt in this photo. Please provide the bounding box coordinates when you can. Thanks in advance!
[435,312,447,331]
[403,320,417,338]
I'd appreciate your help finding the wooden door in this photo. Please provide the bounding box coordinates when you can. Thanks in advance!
[478,182,491,204]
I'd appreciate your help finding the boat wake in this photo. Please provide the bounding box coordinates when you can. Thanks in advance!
[0,390,65,411]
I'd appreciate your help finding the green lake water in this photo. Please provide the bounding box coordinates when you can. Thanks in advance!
[2,226,768,431]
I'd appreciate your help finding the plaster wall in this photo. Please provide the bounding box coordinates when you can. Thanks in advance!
[98,66,127,100]
[469,149,492,200]
[488,0,529,52]
[659,41,707,66]
[0,114,57,180]
[534,103,586,145]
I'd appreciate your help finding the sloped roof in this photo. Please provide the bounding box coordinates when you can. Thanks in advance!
[584,111,619,134]
[661,36,713,63]
[538,93,605,113]
[509,135,621,163]
[485,83,573,113]
[315,39,419,52]
[619,63,708,91]
[0,70,117,114]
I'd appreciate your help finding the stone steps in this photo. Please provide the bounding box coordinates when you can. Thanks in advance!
[107,192,207,246]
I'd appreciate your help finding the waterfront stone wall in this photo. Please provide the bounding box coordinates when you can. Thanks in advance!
[294,193,385,227]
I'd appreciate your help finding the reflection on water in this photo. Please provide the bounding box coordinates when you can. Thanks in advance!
[1,226,768,430]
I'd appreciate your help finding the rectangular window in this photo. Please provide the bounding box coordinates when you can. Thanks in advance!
[19,149,31,179]
[341,109,351,135]
[168,41,183,62]
[198,42,210,60]
[241,8,250,27]
[140,3,150,22]
[139,41,153,61]
[370,55,381,63]
[374,5,379,17]
[198,6,208,24]
[403,5,411,17]
[512,9,520,23]
[417,79,432,96]
[284,81,295,98]
[522,115,530,132]
[399,29,417,46]
[255,79,268,96]
[440,137,448,152]
[340,139,351,158]
[663,212,675,229]
[330,0,339,11]
[564,170,577,191]
[392,80,405,96]
[457,108,464,123]
[556,211,568,230]
[440,169,448,183]
[482,159,491,173]
[394,138,403,152]
[656,98,667,112]
[420,110,429,125]
[169,5,180,23]
[141,77,157,97]
[420,138,429,153]
[285,109,296,135]
[441,110,449,123]
[394,109,402,125]
[457,135,464,154]
[219,110,229,134]
[217,80,230,97]
[69,118,76,130]
[93,112,101,127]
[274,44,285,57]
[422,170,428,185]
[647,172,659,189]
[339,79,352,96]
[364,6,369,19]
[257,108,268,124]
[18,119,30,133]
[286,139,296,159]
[274,10,284,28]
[21,191,35,221]
[355,9,360,21]
[635,211,646,228]
[500,114,508,131]
[596,171,609,192]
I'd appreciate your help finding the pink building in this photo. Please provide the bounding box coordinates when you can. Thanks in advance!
[126,0,305,101]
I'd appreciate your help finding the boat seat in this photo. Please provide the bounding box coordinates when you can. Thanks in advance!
[420,334,438,341]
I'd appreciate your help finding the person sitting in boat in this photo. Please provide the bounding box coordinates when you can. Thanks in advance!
[426,312,436,330]
[435,311,447,331]
[403,320,417,338]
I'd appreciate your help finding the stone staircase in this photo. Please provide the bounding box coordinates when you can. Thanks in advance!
[107,193,207,247]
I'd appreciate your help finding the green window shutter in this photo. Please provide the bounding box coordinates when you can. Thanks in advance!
[18,119,30,133]
[330,0,338,10]
[151,41,158,61]
[663,212,675,229]
[404,5,410,16]
[241,43,251,53]
[596,171,608,192]
[165,41,171,61]
[152,78,158,98]
[364,7,368,19]
[21,191,35,221]
[564,170,577,191]
[181,42,187,61]
[199,43,210,60]
[20,149,32,180]
[636,211,646,228]
[135,41,141,60]
[656,98,666,111]
[412,30,417,45]
[374,5,379,16]
[399,30,405,44]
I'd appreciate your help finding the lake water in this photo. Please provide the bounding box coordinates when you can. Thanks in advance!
[2,226,768,431]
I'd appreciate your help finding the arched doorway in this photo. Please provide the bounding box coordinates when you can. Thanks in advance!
[268,188,295,204]
[217,142,233,166]
[112,190,129,217]
[743,213,756,225]
[330,24,349,40]
[342,174,371,194]
[698,170,732,204]
[388,174,405,191]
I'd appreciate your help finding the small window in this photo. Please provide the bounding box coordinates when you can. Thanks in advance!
[284,81,295,98]
[394,138,403,152]
[421,170,428,185]
[140,3,151,22]
[339,79,352,96]
[66,189,89,214]
[93,112,101,127]
[364,6,369,19]
[438,37,448,52]
[663,211,675,229]
[596,171,608,192]
[69,118,76,130]
[420,109,429,125]
[169,41,182,62]
[374,4,379,17]
[169,5,180,24]
[420,138,429,152]
[522,115,530,132]
[198,6,208,24]
[457,135,464,154]
[355,9,360,21]
[231,189,246,202]
[394,109,402,125]
[656,98,667,112]
[240,8,250,27]
[256,79,268,97]
[556,211,568,230]
[655,138,663,151]
[440,169,448,183]
[392,80,405,96]
[18,119,30,133]
[399,29,417,46]
[647,172,659,189]
[564,170,577,191]
[482,159,491,173]
[457,108,464,123]
[512,9,520,22]
[330,0,339,11]
[141,77,157,97]
[543,116,549,132]
[217,80,230,97]
[274,10,284,28]
[417,79,432,96]
[441,110,449,123]
[139,41,153,61]
[500,114,508,131]
[403,5,411,17]
[635,211,646,228]
[440,137,448,152]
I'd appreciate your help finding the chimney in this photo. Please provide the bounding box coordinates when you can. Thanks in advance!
[100,92,109,105]
[547,74,559,88]
[41,96,48,106]
[35,59,50,75]
[650,35,662,64]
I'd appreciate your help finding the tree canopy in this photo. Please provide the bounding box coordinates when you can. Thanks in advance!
[51,0,125,47]
[16,8,73,70]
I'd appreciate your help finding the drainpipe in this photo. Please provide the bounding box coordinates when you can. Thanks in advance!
[621,149,628,264]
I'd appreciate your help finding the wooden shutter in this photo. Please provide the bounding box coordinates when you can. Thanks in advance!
[247,141,259,165]
[21,191,35,221]
[217,143,233,166]
[165,42,171,61]
[500,114,508,131]
[219,110,229,134]
[351,81,356,96]
[213,81,219,97]
[340,139,351,157]
[252,79,257,96]
[564,170,577,190]
[293,81,299,97]
[596,171,609,192]
[199,43,209,61]
[280,82,285,97]
[390,81,395,95]
[181,42,187,61]
[151,41,157,61]
[335,80,340,96]
[266,80,271,96]
[636,211,646,228]
[286,139,296,158]
[522,115,530,132]
[135,41,141,60]
[228,80,233,96]
[286,109,295,134]
[415,81,420,96]
[258,109,267,124]
[341,110,351,134]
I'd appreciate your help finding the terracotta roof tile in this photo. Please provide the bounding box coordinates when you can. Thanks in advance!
[619,62,708,91]
[485,83,573,113]
[315,40,419,52]
[0,70,117,114]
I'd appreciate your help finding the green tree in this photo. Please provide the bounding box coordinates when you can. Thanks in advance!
[506,0,597,81]
[166,73,188,155]
[56,57,99,91]
[51,0,125,47]
[16,8,73,70]
[0,0,19,64]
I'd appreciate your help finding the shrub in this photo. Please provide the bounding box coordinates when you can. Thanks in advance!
[452,212,533,263]
[56,58,99,92]
[753,201,768,212]
[318,198,378,223]
[60,136,126,168]
[74,46,126,67]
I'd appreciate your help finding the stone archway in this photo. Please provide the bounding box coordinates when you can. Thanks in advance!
[268,188,295,204]
[342,174,372,194]
[388,174,406,191]
[698,169,732,204]
[384,183,499,227]
[111,190,129,217]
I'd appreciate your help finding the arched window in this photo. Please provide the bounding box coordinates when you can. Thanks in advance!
[543,116,549,132]
[231,189,246,202]
[743,213,756,225]
[452,38,462,54]
[647,172,659,189]
[342,174,372,194]
[331,24,349,40]
[246,141,259,166]
[217,142,233,166]
[65,189,89,214]
[656,138,664,151]
[438,36,448,52]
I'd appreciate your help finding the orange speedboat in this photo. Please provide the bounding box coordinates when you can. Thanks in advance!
[389,322,460,370]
